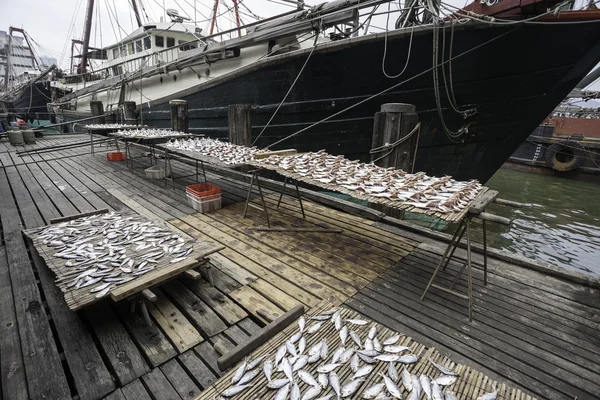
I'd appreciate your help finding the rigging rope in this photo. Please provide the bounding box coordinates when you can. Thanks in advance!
[370,122,421,164]
[382,2,415,79]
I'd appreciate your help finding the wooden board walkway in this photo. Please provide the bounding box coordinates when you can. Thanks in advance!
[0,135,598,400]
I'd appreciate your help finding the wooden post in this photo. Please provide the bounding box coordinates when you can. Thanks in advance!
[170,99,188,133]
[371,103,418,172]
[90,100,105,125]
[370,103,418,218]
[122,101,137,124]
[228,104,252,146]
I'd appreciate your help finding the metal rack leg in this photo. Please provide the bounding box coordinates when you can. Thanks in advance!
[295,181,306,219]
[201,161,207,183]
[125,142,132,169]
[483,219,488,285]
[466,219,473,322]
[277,177,288,209]
[255,174,270,228]
[243,172,256,219]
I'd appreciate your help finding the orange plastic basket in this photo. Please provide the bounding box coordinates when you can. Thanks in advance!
[186,183,221,198]
[106,152,126,161]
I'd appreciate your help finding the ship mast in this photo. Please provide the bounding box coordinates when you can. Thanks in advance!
[209,0,242,37]
[80,0,95,74]
[3,27,43,89]
[130,0,143,28]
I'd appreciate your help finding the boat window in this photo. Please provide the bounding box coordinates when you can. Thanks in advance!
[155,35,164,48]
[144,37,151,50]
[167,37,175,48]
[112,47,119,59]
[119,45,127,57]
[129,42,135,54]
[135,40,142,52]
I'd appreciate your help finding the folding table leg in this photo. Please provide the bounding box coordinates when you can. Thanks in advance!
[443,221,466,271]
[276,177,288,209]
[295,181,306,219]
[466,220,473,322]
[483,219,488,285]
[201,161,207,183]
[255,174,270,228]
[243,172,256,219]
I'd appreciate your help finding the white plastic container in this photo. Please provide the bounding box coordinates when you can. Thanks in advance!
[186,193,222,213]
[144,165,171,180]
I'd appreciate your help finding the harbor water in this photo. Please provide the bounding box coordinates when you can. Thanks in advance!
[406,168,600,277]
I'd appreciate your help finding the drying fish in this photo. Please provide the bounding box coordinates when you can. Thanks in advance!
[388,363,398,383]
[308,351,321,364]
[435,375,457,386]
[339,348,354,363]
[397,354,418,364]
[307,321,324,334]
[365,339,374,351]
[317,373,328,389]
[95,286,111,298]
[274,383,291,400]
[246,355,265,371]
[353,365,373,380]
[298,316,306,332]
[114,128,189,139]
[420,375,432,399]
[315,395,334,400]
[401,368,413,392]
[281,357,294,381]
[383,335,401,345]
[358,353,376,364]
[286,341,298,357]
[275,345,287,366]
[298,370,320,388]
[380,372,402,399]
[320,340,329,359]
[331,347,345,364]
[238,369,260,385]
[444,388,458,400]
[350,353,360,373]
[429,359,458,376]
[290,331,302,343]
[298,337,307,355]
[221,384,252,397]
[301,386,322,400]
[231,359,247,384]
[308,341,323,357]
[477,390,498,400]
[373,337,382,352]
[291,382,300,400]
[362,382,386,399]
[374,354,399,362]
[90,282,111,293]
[267,379,290,389]
[357,349,379,357]
[341,379,365,397]
[411,375,422,396]
[329,372,341,398]
[311,315,331,321]
[346,318,368,326]
[368,324,378,340]
[383,345,410,353]
[317,363,341,373]
[293,355,308,372]
[339,326,349,345]
[263,359,273,382]
[333,313,343,331]
[350,330,362,347]
[432,380,444,400]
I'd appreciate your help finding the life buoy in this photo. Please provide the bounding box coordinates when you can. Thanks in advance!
[544,140,585,172]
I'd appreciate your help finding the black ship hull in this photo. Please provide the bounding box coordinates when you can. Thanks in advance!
[3,81,53,121]
[55,19,600,182]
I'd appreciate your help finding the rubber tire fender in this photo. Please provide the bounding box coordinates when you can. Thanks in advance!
[544,140,585,172]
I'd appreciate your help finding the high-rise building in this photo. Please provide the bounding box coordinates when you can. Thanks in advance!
[0,30,57,86]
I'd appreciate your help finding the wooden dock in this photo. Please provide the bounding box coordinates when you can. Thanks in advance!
[0,134,598,400]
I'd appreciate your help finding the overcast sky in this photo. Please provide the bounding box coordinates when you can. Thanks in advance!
[1,0,598,90]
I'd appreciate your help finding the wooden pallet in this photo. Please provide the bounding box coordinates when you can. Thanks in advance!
[195,303,528,400]
[23,210,224,310]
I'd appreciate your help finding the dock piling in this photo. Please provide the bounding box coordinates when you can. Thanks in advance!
[170,99,189,133]
[228,104,252,146]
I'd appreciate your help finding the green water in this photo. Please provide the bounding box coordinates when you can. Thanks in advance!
[406,168,600,277]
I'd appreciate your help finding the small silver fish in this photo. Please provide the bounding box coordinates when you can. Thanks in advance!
[291,382,300,400]
[317,373,328,389]
[231,359,247,384]
[315,395,334,400]
[365,339,374,351]
[298,316,306,332]
[298,337,307,355]
[374,354,399,362]
[308,341,323,357]
[317,363,341,373]
[398,354,418,364]
[380,372,402,399]
[350,330,362,348]
[420,375,432,399]
[293,355,308,372]
[362,382,385,399]
[476,391,498,400]
[301,386,322,400]
[339,348,354,363]
[353,365,373,380]
[170,256,187,263]
[350,353,360,373]
[357,349,379,357]
[238,369,260,385]
[329,372,341,398]
[444,388,458,400]
[320,340,328,359]
[435,375,457,386]
[412,375,422,396]
[330,347,345,363]
[290,331,302,344]
[95,286,111,298]
[388,363,399,383]
[90,282,111,293]
[221,384,252,397]
[383,334,401,345]
[340,326,348,345]
[402,368,413,392]
[341,378,365,397]
[286,341,298,357]
[334,313,343,331]
[263,359,273,382]
[298,370,319,388]
[383,345,411,353]
[346,318,368,326]
[432,380,443,400]
[311,315,331,321]
[308,321,324,334]
[267,378,290,389]
[247,355,266,371]
[358,353,376,364]
[373,337,382,352]
[275,345,287,366]
[308,351,321,364]
[274,383,290,400]
[429,359,458,376]
[368,324,377,340]
[281,357,293,381]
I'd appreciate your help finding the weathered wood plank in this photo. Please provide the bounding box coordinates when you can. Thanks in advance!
[140,368,181,400]
[121,379,152,400]
[160,358,201,400]
[194,341,223,377]
[179,350,219,389]
[229,285,285,324]
[183,278,248,325]
[237,317,263,336]
[85,303,150,385]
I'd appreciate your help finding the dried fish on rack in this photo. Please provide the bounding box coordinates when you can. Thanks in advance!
[85,123,141,129]
[113,128,190,139]
[165,137,259,165]
[31,211,195,300]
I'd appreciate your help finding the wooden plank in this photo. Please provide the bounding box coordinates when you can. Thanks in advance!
[237,317,263,336]
[162,280,228,337]
[229,285,285,324]
[114,302,178,368]
[30,246,116,400]
[249,278,304,310]
[103,389,126,400]
[183,278,248,325]
[201,259,249,292]
[85,303,150,385]
[194,341,223,377]
[179,350,219,389]
[147,289,204,352]
[110,241,224,302]
[469,190,499,215]
[49,208,109,224]
[252,149,297,159]
[248,227,343,233]
[222,325,250,346]
[160,358,202,400]
[217,304,304,370]
[140,368,181,400]
[0,246,28,400]
[121,379,152,400]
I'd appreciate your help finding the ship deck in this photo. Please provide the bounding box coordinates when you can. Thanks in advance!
[0,134,598,400]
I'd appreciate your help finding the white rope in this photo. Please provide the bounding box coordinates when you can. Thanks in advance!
[382,2,415,79]
[252,35,319,146]
[371,122,421,164]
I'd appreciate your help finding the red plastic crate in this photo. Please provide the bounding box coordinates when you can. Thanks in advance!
[186,183,221,198]
[106,152,126,161]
